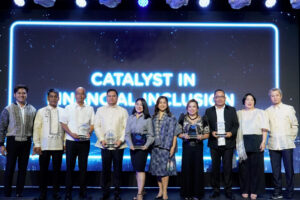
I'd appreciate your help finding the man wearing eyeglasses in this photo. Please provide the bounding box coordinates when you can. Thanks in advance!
[205,89,239,200]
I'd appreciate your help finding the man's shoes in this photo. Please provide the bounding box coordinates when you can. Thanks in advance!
[225,192,235,200]
[209,191,220,198]
[65,193,72,200]
[38,191,47,200]
[53,192,62,200]
[114,193,122,200]
[79,191,87,199]
[16,193,23,198]
[270,193,283,199]
[100,193,110,200]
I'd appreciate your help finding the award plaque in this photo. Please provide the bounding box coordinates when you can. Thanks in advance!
[131,133,147,149]
[216,122,226,146]
[78,124,90,141]
[187,125,198,139]
[105,130,116,149]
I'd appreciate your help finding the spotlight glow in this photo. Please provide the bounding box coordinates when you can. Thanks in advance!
[138,0,149,7]
[76,0,87,8]
[265,0,276,8]
[14,0,25,7]
[199,0,210,7]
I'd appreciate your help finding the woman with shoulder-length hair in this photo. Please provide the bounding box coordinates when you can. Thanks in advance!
[125,98,154,200]
[177,99,210,200]
[236,93,269,200]
[149,96,180,200]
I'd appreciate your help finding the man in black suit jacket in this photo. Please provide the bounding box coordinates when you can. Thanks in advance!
[205,89,239,200]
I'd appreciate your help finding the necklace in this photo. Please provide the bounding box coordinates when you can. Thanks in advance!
[188,114,198,120]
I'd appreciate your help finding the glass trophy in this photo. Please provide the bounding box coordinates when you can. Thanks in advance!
[78,124,90,141]
[105,130,116,149]
[187,125,198,139]
[131,133,147,149]
[216,122,226,146]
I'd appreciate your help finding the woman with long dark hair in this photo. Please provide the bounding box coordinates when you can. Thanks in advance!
[125,98,154,200]
[177,99,210,200]
[149,96,179,200]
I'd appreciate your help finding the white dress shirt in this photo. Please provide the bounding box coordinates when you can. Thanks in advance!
[94,105,128,149]
[33,105,65,150]
[17,102,25,123]
[215,105,226,146]
[266,103,299,150]
[59,103,95,141]
[237,108,269,135]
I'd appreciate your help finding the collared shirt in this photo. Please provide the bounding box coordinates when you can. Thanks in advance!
[33,105,65,150]
[125,113,154,148]
[237,108,269,135]
[266,103,299,150]
[17,102,25,123]
[215,105,225,123]
[94,105,128,149]
[59,103,95,141]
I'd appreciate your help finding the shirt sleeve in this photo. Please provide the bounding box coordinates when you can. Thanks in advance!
[260,110,270,131]
[119,108,129,142]
[33,109,43,148]
[202,115,210,134]
[288,106,298,139]
[59,106,69,124]
[0,109,9,146]
[125,116,133,147]
[145,118,155,148]
[94,108,105,142]
[90,107,95,126]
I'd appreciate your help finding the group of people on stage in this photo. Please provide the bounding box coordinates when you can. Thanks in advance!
[0,85,298,200]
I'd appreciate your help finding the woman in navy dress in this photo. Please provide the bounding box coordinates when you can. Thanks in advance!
[149,96,179,200]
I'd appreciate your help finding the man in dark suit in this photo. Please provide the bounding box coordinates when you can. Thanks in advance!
[205,89,239,200]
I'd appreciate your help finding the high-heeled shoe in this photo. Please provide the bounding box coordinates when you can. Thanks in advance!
[154,195,162,200]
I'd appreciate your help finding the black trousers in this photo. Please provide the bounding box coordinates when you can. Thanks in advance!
[210,147,234,193]
[269,149,294,196]
[181,142,204,198]
[4,136,31,196]
[65,140,90,194]
[239,151,265,195]
[39,150,63,194]
[101,148,124,195]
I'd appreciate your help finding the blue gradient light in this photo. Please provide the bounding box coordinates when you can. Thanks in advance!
[138,0,149,7]
[8,21,280,105]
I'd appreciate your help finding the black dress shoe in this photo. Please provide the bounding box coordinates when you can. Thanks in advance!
[38,192,47,200]
[114,194,122,200]
[225,192,235,200]
[65,193,72,200]
[209,191,220,198]
[53,192,62,200]
[16,193,23,198]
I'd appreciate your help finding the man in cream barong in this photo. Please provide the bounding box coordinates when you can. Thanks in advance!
[266,88,298,200]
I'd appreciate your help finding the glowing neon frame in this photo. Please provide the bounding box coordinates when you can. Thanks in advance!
[8,21,279,164]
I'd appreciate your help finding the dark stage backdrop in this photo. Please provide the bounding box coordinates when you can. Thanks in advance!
[0,10,299,173]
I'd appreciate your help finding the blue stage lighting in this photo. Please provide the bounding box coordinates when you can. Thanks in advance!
[76,0,87,8]
[138,0,149,7]
[99,0,121,8]
[199,0,210,8]
[290,0,300,9]
[229,0,251,9]
[14,0,25,7]
[33,0,56,8]
[265,0,276,8]
[166,0,189,9]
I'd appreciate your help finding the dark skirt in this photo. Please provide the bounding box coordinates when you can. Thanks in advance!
[130,149,148,172]
[180,141,204,198]
[239,151,265,195]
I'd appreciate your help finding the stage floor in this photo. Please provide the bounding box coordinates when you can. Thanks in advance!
[1,187,300,200]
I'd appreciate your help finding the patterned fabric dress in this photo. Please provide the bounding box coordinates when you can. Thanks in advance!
[149,113,179,176]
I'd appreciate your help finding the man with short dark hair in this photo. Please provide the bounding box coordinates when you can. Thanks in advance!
[33,89,65,200]
[0,84,36,197]
[94,89,128,200]
[205,89,239,200]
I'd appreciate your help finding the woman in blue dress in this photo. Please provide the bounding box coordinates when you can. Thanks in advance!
[149,96,179,200]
